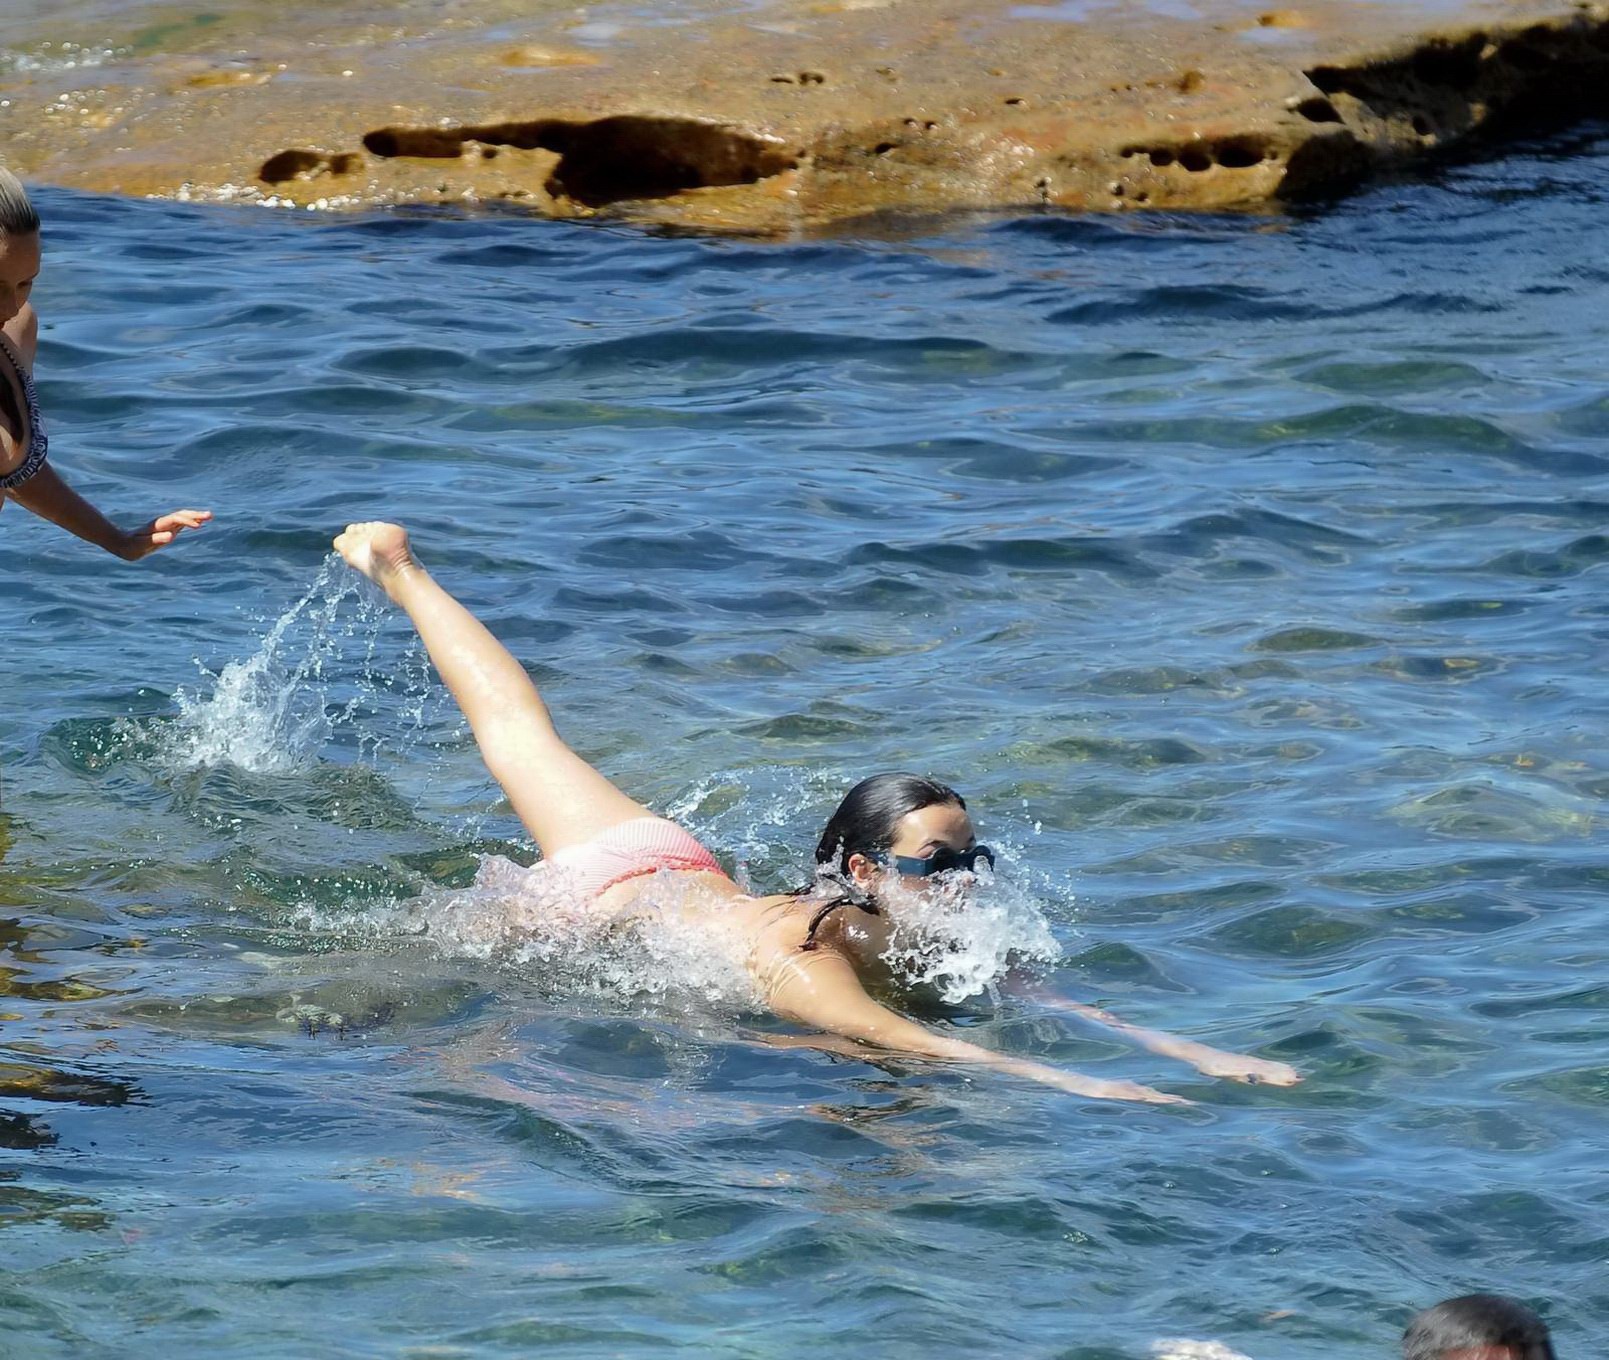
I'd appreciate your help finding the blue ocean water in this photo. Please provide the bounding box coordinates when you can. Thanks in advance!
[2,127,1607,1358]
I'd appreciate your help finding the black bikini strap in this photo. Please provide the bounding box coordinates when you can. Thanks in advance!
[800,893,881,952]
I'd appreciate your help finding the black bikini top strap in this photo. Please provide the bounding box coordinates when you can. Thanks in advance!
[0,331,49,491]
[800,894,881,952]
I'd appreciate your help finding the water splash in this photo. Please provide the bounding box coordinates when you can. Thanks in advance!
[340,856,764,1011]
[1151,1343,1255,1360]
[859,866,1061,1004]
[311,844,1059,1013]
[163,558,438,774]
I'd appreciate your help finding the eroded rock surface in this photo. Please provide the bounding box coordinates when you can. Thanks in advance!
[1,0,1606,231]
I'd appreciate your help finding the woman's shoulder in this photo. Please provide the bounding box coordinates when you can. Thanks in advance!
[748,891,859,963]
[2,305,37,364]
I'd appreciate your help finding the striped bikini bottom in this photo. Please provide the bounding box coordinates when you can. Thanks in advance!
[543,817,727,900]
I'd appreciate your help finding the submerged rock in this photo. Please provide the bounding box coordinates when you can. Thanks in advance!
[2,0,1607,231]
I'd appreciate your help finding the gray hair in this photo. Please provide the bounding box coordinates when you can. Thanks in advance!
[0,168,40,235]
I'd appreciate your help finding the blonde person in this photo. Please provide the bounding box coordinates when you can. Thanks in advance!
[336,520,1304,1104]
[0,169,209,556]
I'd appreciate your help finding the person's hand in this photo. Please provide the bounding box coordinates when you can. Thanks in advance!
[1081,1077,1191,1106]
[1190,1053,1302,1087]
[117,509,211,561]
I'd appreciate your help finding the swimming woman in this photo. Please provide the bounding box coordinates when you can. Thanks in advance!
[334,520,1302,1104]
[0,169,210,556]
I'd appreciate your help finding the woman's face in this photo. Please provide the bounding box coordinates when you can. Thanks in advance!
[0,231,40,327]
[848,801,982,891]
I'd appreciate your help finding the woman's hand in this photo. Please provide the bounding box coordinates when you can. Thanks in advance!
[1042,998,1303,1088]
[9,464,211,561]
[115,509,212,560]
[1181,1052,1301,1087]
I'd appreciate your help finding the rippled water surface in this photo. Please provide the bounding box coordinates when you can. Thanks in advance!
[4,129,1608,1358]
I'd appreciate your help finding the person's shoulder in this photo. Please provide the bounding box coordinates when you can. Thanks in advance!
[4,305,38,361]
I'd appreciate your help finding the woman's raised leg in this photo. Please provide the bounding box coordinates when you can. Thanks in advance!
[333,521,651,856]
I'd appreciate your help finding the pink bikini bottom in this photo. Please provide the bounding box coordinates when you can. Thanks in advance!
[544,817,727,900]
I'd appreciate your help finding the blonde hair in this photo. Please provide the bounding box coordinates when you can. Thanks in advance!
[0,168,40,236]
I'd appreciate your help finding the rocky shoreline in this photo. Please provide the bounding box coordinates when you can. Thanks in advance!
[3,0,1607,232]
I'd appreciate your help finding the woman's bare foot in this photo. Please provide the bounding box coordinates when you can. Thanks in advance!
[333,521,418,597]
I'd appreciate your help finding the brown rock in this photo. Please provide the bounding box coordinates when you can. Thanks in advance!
[0,0,1605,233]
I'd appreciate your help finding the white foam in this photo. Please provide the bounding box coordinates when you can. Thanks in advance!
[167,561,351,771]
[360,857,763,1011]
[1151,1342,1255,1360]
[329,848,1057,1014]
[857,865,1062,1004]
[162,558,440,775]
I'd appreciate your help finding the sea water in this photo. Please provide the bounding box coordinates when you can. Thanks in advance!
[2,126,1607,1357]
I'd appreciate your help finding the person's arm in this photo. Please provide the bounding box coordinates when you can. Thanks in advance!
[1041,997,1301,1087]
[762,945,1187,1104]
[8,462,210,560]
[333,521,651,857]
[2,309,210,557]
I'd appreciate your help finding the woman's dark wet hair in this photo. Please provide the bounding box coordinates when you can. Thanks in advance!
[799,772,966,950]
[0,169,40,237]
[1402,1294,1555,1360]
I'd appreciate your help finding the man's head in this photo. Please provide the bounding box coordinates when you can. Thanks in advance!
[1403,1294,1556,1360]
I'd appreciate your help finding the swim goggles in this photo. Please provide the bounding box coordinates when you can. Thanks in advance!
[873,844,996,877]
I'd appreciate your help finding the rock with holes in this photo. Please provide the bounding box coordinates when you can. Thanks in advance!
[0,0,1605,230]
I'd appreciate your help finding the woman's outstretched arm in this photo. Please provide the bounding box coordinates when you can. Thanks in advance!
[1045,998,1301,1087]
[760,945,1188,1105]
[2,307,211,557]
[333,521,650,856]
[9,464,210,559]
